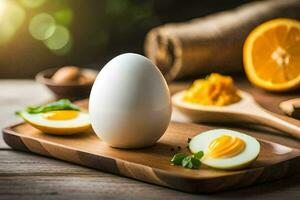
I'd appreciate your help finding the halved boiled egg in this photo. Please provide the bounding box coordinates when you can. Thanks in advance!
[19,110,90,135]
[189,129,260,170]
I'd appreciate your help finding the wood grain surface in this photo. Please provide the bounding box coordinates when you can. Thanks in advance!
[1,79,300,199]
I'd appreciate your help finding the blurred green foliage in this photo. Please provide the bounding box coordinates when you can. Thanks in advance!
[0,0,251,78]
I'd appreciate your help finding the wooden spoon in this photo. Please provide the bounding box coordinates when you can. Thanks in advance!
[172,90,300,140]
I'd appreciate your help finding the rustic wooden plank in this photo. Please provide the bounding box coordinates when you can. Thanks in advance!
[0,151,300,200]
[0,150,100,175]
[0,150,299,199]
[0,176,298,200]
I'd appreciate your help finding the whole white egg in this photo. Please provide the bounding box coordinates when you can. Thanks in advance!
[89,53,171,148]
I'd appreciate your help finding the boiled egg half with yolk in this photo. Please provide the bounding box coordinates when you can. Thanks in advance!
[18,110,90,135]
[189,129,260,170]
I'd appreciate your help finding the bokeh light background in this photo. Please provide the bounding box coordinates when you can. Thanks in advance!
[0,0,251,78]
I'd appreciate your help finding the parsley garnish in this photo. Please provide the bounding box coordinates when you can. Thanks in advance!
[170,151,204,169]
[20,99,80,114]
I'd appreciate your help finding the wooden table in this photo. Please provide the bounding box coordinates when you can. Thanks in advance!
[1,80,300,200]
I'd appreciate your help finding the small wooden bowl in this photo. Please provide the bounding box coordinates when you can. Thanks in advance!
[36,68,98,101]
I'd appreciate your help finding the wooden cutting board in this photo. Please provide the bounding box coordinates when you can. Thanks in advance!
[2,82,300,193]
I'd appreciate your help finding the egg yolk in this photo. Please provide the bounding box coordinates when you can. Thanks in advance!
[207,135,246,158]
[43,110,79,120]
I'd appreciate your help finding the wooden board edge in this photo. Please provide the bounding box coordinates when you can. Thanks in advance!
[2,125,30,152]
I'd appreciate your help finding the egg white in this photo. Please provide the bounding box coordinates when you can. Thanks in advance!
[20,111,90,128]
[189,129,260,170]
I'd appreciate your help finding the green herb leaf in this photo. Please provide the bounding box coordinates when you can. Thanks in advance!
[194,151,204,160]
[170,151,204,169]
[170,153,187,165]
[25,99,80,114]
[191,157,201,169]
[182,155,202,169]
[182,155,193,168]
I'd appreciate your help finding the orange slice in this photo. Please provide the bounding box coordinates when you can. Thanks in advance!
[243,18,300,92]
